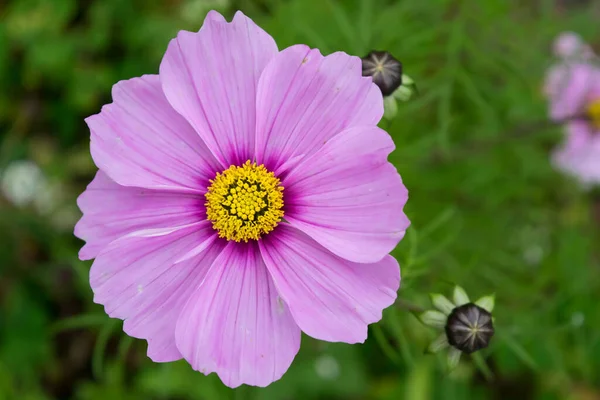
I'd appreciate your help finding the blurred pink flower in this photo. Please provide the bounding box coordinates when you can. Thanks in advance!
[545,33,600,186]
[545,63,599,121]
[552,31,593,60]
[544,32,597,119]
[552,121,600,186]
[74,10,409,387]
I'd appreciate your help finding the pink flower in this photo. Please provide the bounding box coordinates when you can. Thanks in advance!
[545,63,599,121]
[545,33,600,186]
[75,11,409,387]
[552,32,593,60]
[544,32,597,120]
[552,121,600,186]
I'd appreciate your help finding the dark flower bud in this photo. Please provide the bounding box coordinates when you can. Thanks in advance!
[445,303,494,354]
[361,51,403,96]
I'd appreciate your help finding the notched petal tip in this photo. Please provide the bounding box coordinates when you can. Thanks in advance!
[84,112,103,132]
[232,9,253,23]
[205,10,227,24]
[160,7,278,168]
[77,246,94,261]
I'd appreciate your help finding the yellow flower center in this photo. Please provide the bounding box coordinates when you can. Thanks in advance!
[588,99,600,130]
[205,160,284,242]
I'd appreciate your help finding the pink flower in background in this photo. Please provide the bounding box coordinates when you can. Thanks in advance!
[552,31,593,60]
[74,10,409,388]
[552,121,600,186]
[544,32,597,120]
[545,32,600,186]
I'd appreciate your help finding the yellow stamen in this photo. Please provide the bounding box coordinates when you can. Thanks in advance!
[205,160,284,242]
[588,99,600,130]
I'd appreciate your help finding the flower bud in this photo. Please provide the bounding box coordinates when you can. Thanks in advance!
[361,51,403,96]
[445,303,495,354]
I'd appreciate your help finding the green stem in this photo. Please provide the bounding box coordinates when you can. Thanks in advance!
[472,352,494,382]
[372,324,401,364]
[396,298,426,313]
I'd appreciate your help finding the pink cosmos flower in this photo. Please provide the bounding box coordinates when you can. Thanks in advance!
[552,31,594,60]
[544,32,595,117]
[544,33,600,186]
[74,10,410,387]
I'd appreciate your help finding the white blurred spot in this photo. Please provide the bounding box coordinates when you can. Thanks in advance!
[314,354,340,380]
[571,312,585,327]
[137,285,144,294]
[1,160,46,207]
[0,160,65,225]
[523,245,544,266]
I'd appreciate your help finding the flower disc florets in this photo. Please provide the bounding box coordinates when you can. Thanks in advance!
[205,160,284,242]
[587,99,600,130]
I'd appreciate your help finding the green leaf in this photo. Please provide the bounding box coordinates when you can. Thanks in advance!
[49,314,108,335]
[92,319,119,380]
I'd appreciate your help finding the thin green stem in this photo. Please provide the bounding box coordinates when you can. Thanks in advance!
[472,353,494,382]
[372,324,401,365]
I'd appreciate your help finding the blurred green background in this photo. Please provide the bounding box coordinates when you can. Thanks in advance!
[1,0,600,399]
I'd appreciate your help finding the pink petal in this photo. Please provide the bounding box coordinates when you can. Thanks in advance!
[255,45,383,172]
[552,121,589,172]
[259,225,400,344]
[175,242,300,388]
[159,11,278,167]
[91,222,224,362]
[87,74,220,192]
[548,63,598,121]
[282,126,409,263]
[204,9,227,23]
[552,121,600,185]
[591,77,600,100]
[544,64,566,98]
[75,171,205,260]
